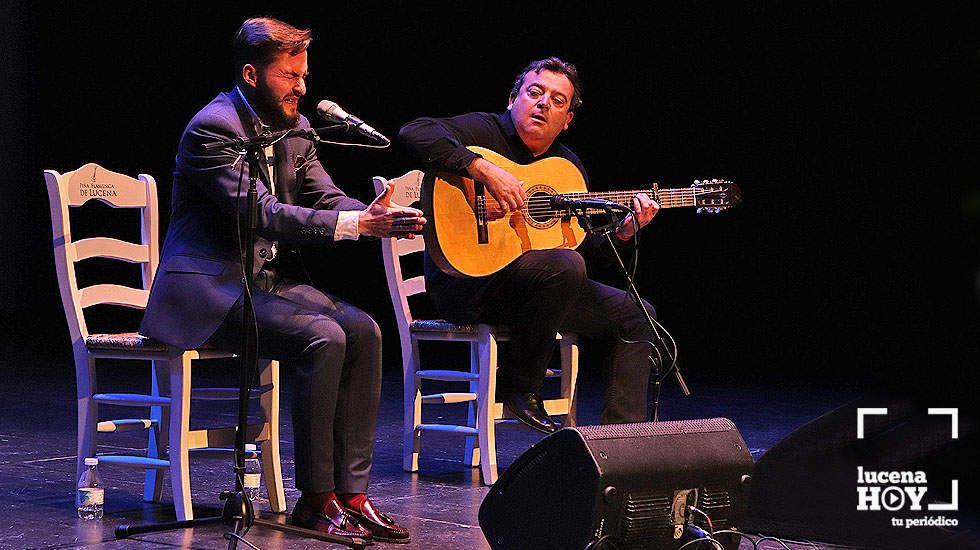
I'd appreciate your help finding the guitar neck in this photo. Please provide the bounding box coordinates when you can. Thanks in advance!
[565,188,697,209]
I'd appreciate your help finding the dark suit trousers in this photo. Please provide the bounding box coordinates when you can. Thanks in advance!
[208,268,382,494]
[430,249,659,424]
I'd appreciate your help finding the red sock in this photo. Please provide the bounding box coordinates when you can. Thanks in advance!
[301,490,336,510]
[338,492,368,510]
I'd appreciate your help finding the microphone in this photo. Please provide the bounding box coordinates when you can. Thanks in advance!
[550,195,631,213]
[316,99,389,143]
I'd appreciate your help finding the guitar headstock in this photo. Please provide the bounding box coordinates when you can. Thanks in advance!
[692,179,742,214]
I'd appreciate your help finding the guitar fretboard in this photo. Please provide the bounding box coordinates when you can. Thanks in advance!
[519,188,701,217]
[562,188,697,210]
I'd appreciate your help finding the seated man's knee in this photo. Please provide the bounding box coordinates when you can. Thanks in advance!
[348,313,382,349]
[537,249,587,286]
[306,316,347,357]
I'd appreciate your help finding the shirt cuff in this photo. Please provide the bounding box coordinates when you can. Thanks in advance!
[448,147,482,174]
[334,210,360,241]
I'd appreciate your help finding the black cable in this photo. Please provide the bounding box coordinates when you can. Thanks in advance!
[754,535,794,550]
[712,529,759,548]
[608,203,679,370]
[601,229,678,369]
[676,536,724,550]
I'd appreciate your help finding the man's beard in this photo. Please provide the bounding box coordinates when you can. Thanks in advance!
[253,88,300,131]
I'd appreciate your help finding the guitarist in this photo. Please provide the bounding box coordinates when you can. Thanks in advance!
[397,57,661,432]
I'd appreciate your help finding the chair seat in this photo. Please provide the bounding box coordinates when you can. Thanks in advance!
[410,319,510,338]
[86,332,169,352]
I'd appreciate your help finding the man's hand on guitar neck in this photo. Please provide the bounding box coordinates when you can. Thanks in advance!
[615,193,660,241]
[467,157,527,213]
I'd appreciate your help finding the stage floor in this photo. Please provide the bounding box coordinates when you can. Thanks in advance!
[0,346,863,550]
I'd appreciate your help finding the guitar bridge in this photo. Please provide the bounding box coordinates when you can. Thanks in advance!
[475,185,489,244]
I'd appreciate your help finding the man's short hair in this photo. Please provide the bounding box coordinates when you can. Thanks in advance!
[509,57,583,112]
[232,17,312,75]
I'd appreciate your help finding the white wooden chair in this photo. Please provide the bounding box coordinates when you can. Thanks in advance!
[373,171,579,485]
[44,163,285,520]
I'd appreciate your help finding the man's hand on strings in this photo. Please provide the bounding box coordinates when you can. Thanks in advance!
[467,157,526,213]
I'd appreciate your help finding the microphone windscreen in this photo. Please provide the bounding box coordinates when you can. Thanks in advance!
[316,99,346,121]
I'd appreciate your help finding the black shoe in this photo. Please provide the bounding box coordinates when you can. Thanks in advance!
[501,392,560,434]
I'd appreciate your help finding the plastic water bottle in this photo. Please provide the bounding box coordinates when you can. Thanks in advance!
[76,457,104,520]
[243,444,262,502]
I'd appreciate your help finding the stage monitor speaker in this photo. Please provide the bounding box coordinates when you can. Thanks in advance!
[479,418,753,550]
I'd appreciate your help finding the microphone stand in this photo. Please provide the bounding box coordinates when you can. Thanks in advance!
[564,204,692,422]
[116,127,366,549]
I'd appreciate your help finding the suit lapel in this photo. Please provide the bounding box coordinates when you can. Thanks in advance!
[274,139,292,201]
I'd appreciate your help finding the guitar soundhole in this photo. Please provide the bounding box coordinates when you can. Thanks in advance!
[524,185,560,229]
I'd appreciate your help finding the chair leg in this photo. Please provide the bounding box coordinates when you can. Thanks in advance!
[144,360,166,502]
[560,334,580,427]
[168,353,193,521]
[403,339,422,472]
[476,328,499,485]
[259,359,285,513]
[75,349,98,485]
[464,341,480,467]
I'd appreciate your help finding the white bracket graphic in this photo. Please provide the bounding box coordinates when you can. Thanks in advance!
[928,480,959,511]
[928,408,959,439]
[927,408,959,511]
[856,407,888,439]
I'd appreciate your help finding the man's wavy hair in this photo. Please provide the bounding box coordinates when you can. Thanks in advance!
[509,57,583,113]
[232,17,312,78]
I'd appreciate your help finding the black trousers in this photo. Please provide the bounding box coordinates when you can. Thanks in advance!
[430,249,659,424]
[208,267,382,494]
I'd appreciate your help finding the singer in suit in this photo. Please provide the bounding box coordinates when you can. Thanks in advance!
[397,57,664,431]
[140,17,421,543]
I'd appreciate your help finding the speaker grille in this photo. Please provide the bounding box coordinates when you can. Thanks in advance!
[620,490,673,543]
[699,487,734,527]
[577,418,736,440]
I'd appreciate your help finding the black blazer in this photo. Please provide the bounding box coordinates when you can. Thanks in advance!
[140,90,366,349]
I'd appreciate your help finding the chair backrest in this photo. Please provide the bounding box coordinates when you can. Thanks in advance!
[44,163,159,344]
[372,171,426,339]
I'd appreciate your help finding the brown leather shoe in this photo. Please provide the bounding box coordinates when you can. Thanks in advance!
[342,497,411,544]
[289,494,373,542]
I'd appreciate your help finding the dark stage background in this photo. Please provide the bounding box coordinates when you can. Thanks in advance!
[2,2,977,401]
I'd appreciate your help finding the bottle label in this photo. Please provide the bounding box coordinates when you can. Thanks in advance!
[244,473,261,488]
[78,487,104,506]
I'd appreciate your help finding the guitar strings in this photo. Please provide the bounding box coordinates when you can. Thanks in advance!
[479,189,707,216]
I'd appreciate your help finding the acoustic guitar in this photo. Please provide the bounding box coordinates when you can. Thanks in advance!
[420,146,741,278]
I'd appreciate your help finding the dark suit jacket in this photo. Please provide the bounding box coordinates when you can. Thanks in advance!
[140,90,366,349]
